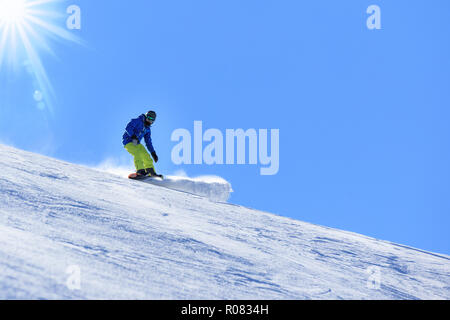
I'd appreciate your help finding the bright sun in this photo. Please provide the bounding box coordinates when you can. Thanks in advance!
[0,0,82,114]
[0,0,27,24]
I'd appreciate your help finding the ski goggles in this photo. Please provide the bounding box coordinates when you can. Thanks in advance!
[146,116,155,123]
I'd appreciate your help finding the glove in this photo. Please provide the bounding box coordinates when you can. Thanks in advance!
[131,136,139,146]
[151,151,159,163]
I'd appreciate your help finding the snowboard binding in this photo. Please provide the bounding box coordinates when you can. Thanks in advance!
[128,168,164,180]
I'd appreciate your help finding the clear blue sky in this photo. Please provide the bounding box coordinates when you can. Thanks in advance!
[1,0,449,255]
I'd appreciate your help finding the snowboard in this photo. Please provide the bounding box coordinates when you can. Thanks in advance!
[128,172,164,180]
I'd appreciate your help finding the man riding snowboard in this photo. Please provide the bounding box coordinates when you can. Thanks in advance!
[123,110,162,179]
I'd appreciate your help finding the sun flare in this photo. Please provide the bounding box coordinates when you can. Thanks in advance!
[0,0,27,24]
[0,0,82,114]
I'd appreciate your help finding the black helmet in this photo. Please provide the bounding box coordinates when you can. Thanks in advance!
[145,111,157,125]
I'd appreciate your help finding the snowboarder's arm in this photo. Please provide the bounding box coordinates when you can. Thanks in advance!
[144,131,156,154]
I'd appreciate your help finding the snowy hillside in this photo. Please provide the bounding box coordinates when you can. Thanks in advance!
[0,144,449,299]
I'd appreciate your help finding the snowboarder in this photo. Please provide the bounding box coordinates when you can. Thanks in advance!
[123,111,162,179]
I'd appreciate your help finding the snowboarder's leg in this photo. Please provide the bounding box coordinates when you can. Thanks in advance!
[136,144,155,172]
[136,145,163,177]
[124,143,147,172]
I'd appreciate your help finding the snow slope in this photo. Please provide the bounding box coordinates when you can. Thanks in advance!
[0,144,449,299]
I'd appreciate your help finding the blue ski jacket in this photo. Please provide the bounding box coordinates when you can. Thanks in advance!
[122,114,156,153]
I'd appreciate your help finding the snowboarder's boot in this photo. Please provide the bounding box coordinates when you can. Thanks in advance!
[145,167,157,176]
[136,169,147,176]
[145,167,163,179]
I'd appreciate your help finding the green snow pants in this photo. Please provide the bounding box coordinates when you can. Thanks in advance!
[124,143,154,172]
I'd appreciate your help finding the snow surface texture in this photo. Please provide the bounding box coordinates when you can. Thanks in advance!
[0,144,449,299]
